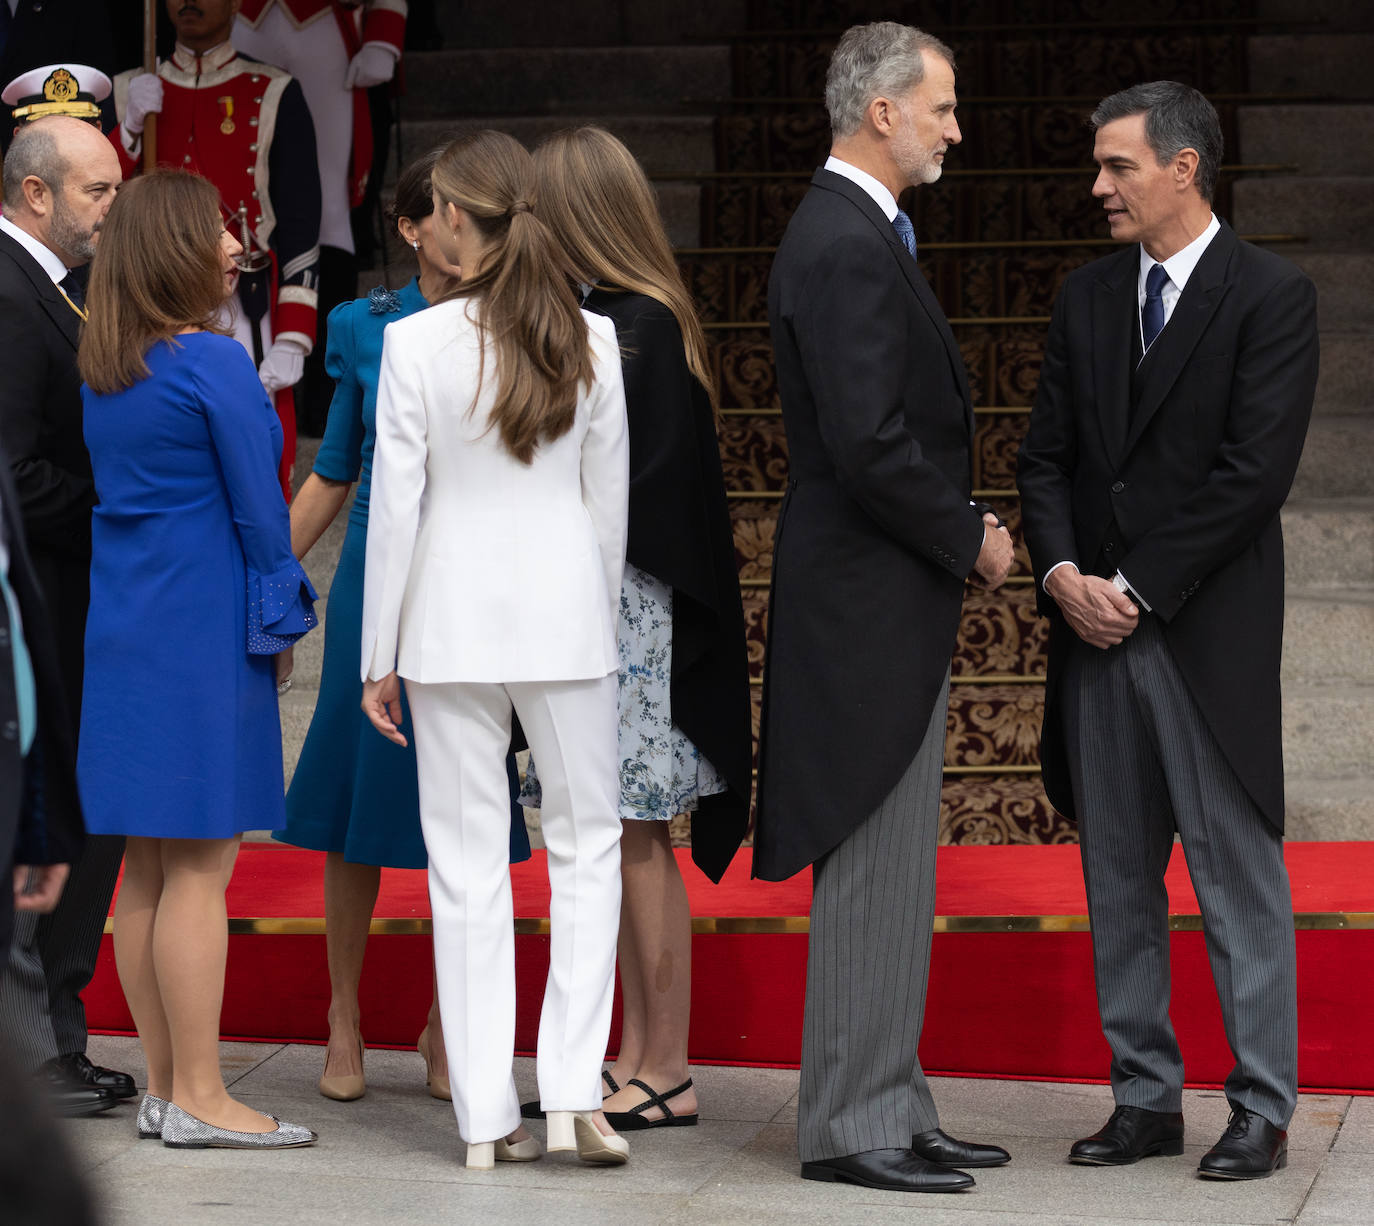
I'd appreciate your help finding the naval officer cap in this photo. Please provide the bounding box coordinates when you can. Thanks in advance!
[2,63,112,125]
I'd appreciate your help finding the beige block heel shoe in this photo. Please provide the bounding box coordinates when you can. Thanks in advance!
[546,1111,629,1165]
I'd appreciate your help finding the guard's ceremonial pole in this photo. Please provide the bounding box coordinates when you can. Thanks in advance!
[142,0,158,168]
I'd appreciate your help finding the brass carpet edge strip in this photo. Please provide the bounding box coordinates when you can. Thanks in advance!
[104,912,1374,937]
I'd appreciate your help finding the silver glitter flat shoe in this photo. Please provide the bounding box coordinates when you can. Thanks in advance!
[137,1094,169,1139]
[160,1102,318,1149]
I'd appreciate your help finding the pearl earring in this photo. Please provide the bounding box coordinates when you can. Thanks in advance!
[411,240,419,251]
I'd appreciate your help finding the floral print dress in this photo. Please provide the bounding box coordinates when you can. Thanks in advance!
[520,564,727,822]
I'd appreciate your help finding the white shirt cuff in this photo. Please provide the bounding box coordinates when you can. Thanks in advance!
[1043,559,1078,592]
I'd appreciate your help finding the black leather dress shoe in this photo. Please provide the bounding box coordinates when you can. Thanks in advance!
[51,1052,137,1100]
[801,1148,975,1192]
[39,1061,119,1118]
[912,1127,1010,1167]
[1069,1105,1185,1165]
[1198,1108,1287,1180]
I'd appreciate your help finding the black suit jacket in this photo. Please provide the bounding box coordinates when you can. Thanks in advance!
[0,228,95,720]
[0,439,85,950]
[584,289,753,883]
[1018,221,1319,831]
[753,168,985,881]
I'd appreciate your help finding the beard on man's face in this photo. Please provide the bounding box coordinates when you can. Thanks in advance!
[49,191,98,264]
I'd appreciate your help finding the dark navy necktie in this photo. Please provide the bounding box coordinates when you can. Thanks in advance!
[891,209,917,260]
[1141,262,1169,355]
[60,271,85,312]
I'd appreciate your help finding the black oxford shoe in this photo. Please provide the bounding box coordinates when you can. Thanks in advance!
[50,1052,137,1100]
[38,1061,119,1118]
[912,1128,1010,1167]
[1069,1105,1185,1165]
[801,1147,975,1192]
[1198,1108,1287,1180]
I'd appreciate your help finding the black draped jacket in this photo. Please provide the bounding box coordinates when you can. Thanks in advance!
[584,288,752,882]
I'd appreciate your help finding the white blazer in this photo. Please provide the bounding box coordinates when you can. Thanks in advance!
[361,299,629,684]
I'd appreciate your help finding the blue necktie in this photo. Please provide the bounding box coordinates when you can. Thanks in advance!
[891,209,917,260]
[1141,262,1169,355]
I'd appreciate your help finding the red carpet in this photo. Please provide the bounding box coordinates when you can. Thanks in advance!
[88,842,1374,1093]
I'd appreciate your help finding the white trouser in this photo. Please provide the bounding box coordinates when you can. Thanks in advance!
[233,8,356,253]
[405,673,622,1144]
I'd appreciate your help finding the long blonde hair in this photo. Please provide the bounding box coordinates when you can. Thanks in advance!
[431,130,592,464]
[533,126,717,410]
[78,172,228,393]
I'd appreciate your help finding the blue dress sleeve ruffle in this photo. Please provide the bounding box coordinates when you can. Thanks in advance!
[247,559,320,654]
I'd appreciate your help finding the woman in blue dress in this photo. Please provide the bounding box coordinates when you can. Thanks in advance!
[276,149,531,1103]
[78,171,318,1148]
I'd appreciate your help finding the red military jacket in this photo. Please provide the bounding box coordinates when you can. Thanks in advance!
[237,0,406,54]
[112,41,322,351]
[236,0,405,207]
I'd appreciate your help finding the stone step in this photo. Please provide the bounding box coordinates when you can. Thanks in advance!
[1287,251,1374,330]
[1292,415,1374,498]
[1283,589,1374,685]
[398,47,731,118]
[1311,332,1374,416]
[1232,176,1374,246]
[1283,684,1374,776]
[1284,777,1374,841]
[1248,34,1374,99]
[429,0,745,49]
[1282,499,1374,589]
[1257,0,1374,31]
[397,115,716,177]
[1238,105,1374,176]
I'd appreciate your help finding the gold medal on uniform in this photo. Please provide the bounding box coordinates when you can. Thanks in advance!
[218,95,236,135]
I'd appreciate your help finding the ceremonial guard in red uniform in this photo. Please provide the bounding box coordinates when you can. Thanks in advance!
[111,0,322,498]
[234,0,405,435]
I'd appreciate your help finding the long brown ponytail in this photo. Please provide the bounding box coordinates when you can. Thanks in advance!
[431,130,592,464]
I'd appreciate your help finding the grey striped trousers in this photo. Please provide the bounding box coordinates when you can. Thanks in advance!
[1062,615,1297,1128]
[0,833,124,1068]
[796,675,948,1163]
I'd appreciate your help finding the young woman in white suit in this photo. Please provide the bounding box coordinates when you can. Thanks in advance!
[359,130,631,1170]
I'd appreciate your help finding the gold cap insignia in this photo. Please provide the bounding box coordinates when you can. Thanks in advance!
[43,68,80,103]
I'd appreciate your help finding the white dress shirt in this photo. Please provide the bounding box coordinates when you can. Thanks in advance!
[1136,213,1220,348]
[823,155,898,221]
[0,214,68,285]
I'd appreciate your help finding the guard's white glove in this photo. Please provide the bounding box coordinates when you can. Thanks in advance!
[258,337,308,395]
[123,73,163,134]
[343,42,398,90]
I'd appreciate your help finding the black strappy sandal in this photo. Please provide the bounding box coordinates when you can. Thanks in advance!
[601,1077,699,1130]
[520,1069,620,1119]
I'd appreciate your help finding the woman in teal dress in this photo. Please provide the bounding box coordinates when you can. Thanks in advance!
[276,150,531,1103]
